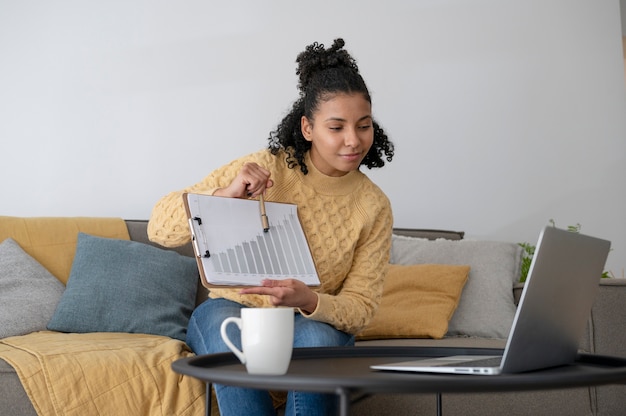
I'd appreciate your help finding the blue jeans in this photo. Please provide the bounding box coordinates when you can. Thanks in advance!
[186,297,354,416]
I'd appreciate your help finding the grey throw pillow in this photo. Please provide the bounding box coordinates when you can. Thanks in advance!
[47,233,199,341]
[0,238,65,338]
[391,235,523,339]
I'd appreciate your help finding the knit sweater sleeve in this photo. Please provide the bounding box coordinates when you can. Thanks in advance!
[304,195,393,334]
[147,150,270,247]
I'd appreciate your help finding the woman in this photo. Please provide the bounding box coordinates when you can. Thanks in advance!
[148,38,394,416]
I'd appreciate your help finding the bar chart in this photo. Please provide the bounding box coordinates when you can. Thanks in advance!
[185,193,319,286]
[212,212,316,277]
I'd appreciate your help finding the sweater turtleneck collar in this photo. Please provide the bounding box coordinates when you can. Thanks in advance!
[300,152,364,196]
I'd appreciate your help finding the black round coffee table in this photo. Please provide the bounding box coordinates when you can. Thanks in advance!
[172,346,626,416]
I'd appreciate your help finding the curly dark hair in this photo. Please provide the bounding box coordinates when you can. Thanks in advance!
[267,38,394,174]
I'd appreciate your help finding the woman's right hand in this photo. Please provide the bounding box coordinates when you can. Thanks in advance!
[213,162,273,199]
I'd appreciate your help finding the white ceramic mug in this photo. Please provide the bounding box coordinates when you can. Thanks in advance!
[220,307,294,375]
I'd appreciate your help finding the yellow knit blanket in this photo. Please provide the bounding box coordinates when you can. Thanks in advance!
[0,331,205,416]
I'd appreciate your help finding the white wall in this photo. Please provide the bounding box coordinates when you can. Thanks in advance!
[1,0,625,275]
[622,0,626,35]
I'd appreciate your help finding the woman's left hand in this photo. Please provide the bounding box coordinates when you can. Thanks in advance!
[239,279,319,314]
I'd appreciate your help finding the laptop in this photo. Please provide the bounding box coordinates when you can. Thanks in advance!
[371,226,611,375]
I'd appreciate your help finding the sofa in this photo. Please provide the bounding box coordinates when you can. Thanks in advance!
[1,217,625,416]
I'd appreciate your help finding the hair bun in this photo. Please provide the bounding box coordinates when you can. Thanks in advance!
[296,38,359,93]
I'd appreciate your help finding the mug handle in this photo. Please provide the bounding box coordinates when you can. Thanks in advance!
[220,317,246,364]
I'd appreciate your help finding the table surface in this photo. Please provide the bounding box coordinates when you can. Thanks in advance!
[172,346,626,395]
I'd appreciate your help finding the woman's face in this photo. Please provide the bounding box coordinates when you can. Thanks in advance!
[301,93,374,177]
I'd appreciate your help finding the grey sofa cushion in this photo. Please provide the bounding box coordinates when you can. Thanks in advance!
[391,235,522,339]
[0,359,36,416]
[0,238,65,338]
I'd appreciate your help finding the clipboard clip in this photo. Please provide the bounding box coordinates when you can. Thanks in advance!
[188,217,210,258]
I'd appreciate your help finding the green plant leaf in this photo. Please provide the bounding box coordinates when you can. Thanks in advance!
[517,221,609,282]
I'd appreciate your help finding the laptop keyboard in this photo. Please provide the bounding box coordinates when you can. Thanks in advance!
[443,356,503,367]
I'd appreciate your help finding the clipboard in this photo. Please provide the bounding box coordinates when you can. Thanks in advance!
[183,193,320,288]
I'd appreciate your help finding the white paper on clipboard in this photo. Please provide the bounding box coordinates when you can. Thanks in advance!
[183,193,320,287]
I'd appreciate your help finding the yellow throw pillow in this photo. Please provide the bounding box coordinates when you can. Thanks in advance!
[0,216,130,284]
[357,263,470,340]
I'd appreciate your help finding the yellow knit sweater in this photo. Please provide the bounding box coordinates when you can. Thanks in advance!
[148,149,393,334]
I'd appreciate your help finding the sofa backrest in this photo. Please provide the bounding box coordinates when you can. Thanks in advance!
[124,220,466,308]
[125,219,465,256]
[392,228,464,240]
